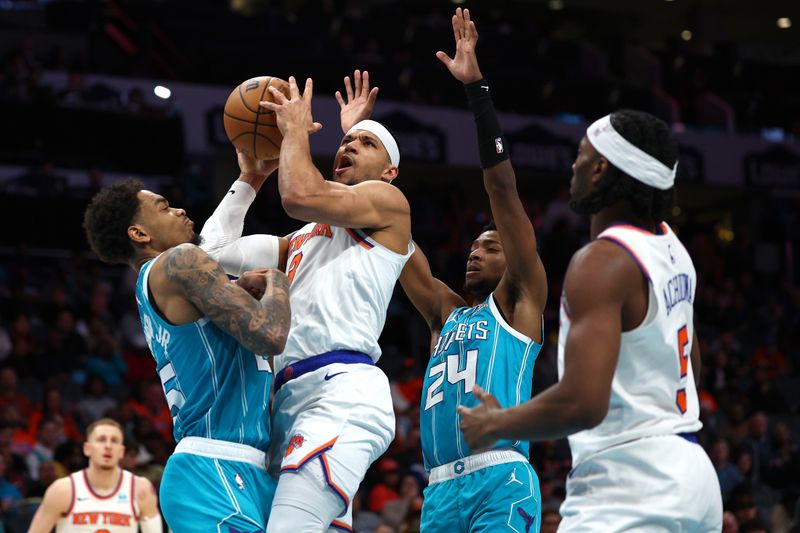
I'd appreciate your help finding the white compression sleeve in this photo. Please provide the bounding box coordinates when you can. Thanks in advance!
[199,180,257,252]
[139,514,163,533]
[208,234,280,277]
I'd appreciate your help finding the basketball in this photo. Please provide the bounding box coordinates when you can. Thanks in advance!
[223,76,290,160]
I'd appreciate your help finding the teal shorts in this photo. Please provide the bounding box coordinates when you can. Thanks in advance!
[421,460,540,533]
[160,453,277,533]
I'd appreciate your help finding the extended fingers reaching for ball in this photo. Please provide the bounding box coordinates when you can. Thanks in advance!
[260,76,322,135]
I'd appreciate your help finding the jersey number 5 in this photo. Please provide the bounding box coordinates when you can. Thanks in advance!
[424,349,478,410]
[676,325,689,414]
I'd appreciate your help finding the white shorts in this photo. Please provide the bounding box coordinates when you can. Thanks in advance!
[559,434,722,532]
[269,361,395,526]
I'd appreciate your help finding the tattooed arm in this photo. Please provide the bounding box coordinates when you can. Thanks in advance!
[154,243,290,355]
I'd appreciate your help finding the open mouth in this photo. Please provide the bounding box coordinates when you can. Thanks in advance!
[335,155,354,175]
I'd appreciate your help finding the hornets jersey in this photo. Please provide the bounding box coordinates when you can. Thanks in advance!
[421,294,542,470]
[135,257,273,450]
[558,223,702,466]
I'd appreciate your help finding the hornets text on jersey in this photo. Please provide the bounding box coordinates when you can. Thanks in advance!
[421,294,542,470]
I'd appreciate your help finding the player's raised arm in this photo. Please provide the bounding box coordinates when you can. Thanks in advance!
[400,243,465,337]
[200,151,289,276]
[154,243,290,355]
[261,77,410,245]
[28,477,71,533]
[438,8,547,313]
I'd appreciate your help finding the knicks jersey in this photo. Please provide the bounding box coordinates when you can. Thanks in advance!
[421,294,542,470]
[56,469,137,532]
[558,223,702,465]
[135,257,273,450]
[277,223,413,371]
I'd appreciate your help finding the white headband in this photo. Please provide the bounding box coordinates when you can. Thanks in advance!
[586,114,677,190]
[346,120,400,167]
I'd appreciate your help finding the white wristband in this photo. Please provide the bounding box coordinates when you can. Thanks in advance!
[139,513,163,533]
[200,180,257,252]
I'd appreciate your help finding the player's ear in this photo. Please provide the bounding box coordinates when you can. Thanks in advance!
[128,224,151,244]
[381,165,399,184]
[83,441,91,458]
[591,157,608,185]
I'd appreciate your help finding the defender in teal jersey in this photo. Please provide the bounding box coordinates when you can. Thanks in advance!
[399,8,548,533]
[83,179,290,532]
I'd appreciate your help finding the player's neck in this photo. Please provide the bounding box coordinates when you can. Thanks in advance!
[591,204,656,239]
[85,465,122,494]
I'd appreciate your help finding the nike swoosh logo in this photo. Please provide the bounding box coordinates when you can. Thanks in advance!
[481,85,489,91]
[228,190,235,195]
[324,371,347,381]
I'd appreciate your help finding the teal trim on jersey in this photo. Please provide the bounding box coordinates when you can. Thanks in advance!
[421,294,542,470]
[135,259,272,450]
[420,461,540,533]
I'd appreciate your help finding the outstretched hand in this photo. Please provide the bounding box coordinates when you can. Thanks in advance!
[436,8,482,84]
[336,69,379,133]
[457,385,502,451]
[260,76,323,136]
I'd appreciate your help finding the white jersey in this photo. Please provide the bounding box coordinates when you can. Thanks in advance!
[276,223,413,371]
[557,222,702,466]
[56,469,138,533]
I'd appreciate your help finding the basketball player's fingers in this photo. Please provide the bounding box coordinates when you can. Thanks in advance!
[265,86,287,104]
[467,20,478,42]
[451,13,460,43]
[335,91,346,108]
[367,87,379,106]
[361,70,370,95]
[288,76,301,99]
[343,75,354,101]
[435,51,453,66]
[302,77,314,101]
[456,405,471,417]
[260,100,280,111]
[353,69,362,95]
[309,122,323,134]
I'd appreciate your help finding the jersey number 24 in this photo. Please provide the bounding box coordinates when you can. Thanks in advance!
[424,349,478,410]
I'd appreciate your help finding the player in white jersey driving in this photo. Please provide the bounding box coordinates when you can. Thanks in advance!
[28,418,162,533]
[459,110,723,531]
[197,70,412,532]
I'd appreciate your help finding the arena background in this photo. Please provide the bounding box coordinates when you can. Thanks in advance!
[0,0,799,531]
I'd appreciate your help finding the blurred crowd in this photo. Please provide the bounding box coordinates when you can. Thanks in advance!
[1,0,799,135]
[0,169,797,532]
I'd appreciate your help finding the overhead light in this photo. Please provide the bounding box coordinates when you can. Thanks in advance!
[451,0,466,4]
[681,30,692,41]
[154,85,171,99]
[548,0,564,10]
[777,17,791,29]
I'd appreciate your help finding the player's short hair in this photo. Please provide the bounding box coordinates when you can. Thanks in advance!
[86,418,124,441]
[575,110,677,222]
[481,220,497,233]
[83,178,144,265]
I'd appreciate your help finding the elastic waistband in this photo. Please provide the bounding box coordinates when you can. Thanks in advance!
[429,449,528,484]
[274,350,374,392]
[174,437,268,471]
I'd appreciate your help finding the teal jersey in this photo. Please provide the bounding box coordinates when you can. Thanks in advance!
[135,258,273,450]
[421,294,542,470]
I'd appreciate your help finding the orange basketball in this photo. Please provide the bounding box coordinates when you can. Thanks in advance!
[223,76,290,160]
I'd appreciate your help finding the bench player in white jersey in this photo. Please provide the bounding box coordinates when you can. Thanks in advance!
[28,418,162,533]
[459,110,723,531]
